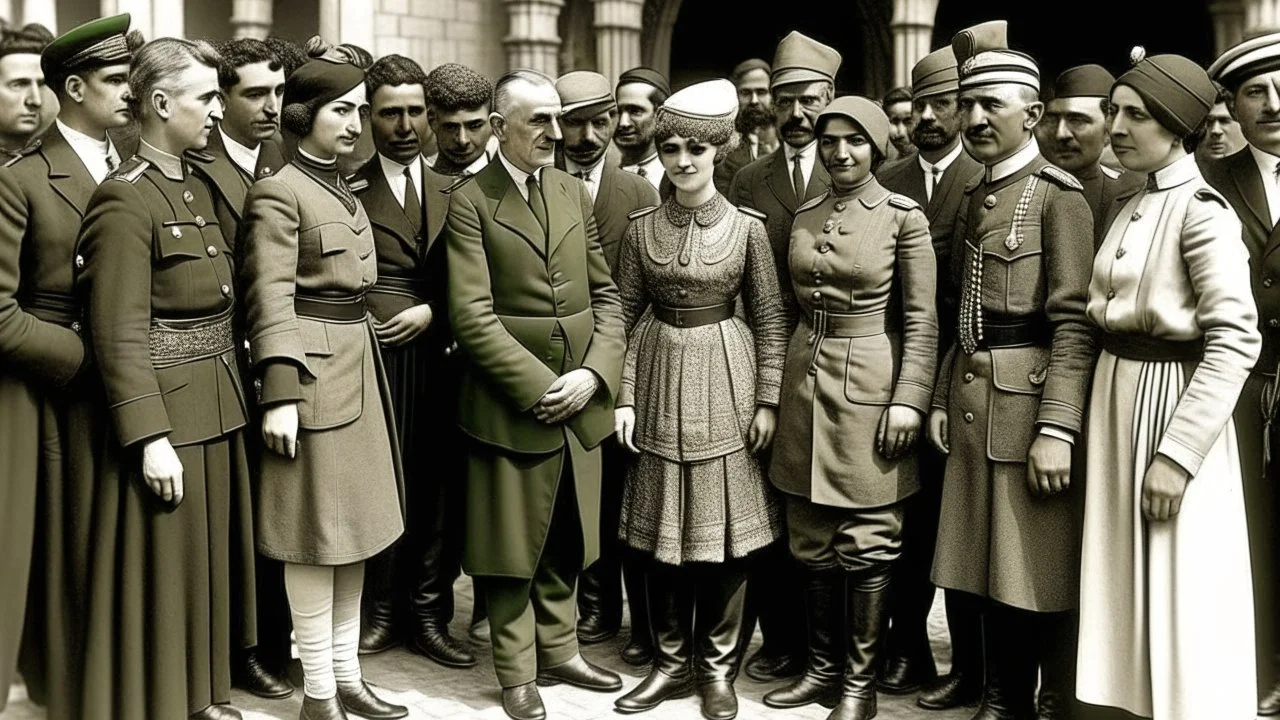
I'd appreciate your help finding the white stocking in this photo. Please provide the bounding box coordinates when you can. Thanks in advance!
[332,562,365,686]
[285,563,337,700]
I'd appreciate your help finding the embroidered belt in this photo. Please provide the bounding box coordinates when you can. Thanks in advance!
[652,301,735,328]
[21,290,80,327]
[294,294,368,323]
[807,309,891,375]
[1100,333,1201,363]
[149,307,235,369]
[369,274,428,303]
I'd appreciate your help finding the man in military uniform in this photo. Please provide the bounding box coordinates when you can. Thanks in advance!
[727,30,841,683]
[874,45,987,710]
[926,21,1095,720]
[554,70,660,665]
[614,66,668,191]
[1034,64,1144,247]
[1205,32,1280,716]
[425,62,495,177]
[0,24,52,158]
[714,58,777,195]
[445,68,626,720]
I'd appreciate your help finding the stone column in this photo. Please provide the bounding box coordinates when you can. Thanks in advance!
[890,0,938,89]
[593,0,642,86]
[503,0,563,74]
[1242,0,1280,38]
[102,0,181,40]
[319,0,374,51]
[21,0,54,31]
[231,0,272,39]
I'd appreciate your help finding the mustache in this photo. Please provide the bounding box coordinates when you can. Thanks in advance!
[781,117,810,134]
[566,140,602,154]
[965,125,994,140]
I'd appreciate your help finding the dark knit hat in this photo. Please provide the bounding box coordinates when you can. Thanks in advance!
[617,66,671,102]
[1115,50,1215,137]
[281,39,365,136]
[817,96,891,158]
[1051,64,1116,99]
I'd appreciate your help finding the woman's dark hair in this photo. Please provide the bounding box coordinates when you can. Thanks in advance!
[1181,117,1207,153]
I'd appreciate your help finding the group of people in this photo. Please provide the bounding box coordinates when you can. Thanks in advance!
[0,8,1278,720]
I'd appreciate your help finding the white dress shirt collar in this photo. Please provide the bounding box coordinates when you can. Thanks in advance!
[56,118,119,184]
[565,155,605,202]
[621,150,664,191]
[985,140,1040,184]
[218,126,260,178]
[1250,144,1280,228]
[378,153,422,208]
[783,140,818,191]
[498,151,547,202]
[919,142,963,176]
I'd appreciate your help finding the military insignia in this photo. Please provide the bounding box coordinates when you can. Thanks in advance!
[795,191,829,214]
[441,174,474,195]
[887,195,919,211]
[109,156,150,184]
[1193,188,1229,209]
[1037,165,1084,190]
[961,57,976,75]
[347,177,369,192]
[736,205,767,221]
[628,205,659,221]
[1004,176,1039,251]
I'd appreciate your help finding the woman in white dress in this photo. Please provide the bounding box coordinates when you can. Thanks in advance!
[1076,51,1260,720]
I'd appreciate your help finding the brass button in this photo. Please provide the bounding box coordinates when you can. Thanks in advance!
[220,284,231,296]
[1116,247,1126,259]
[261,167,272,176]
[1131,210,1142,221]
[206,245,218,257]
[811,290,822,302]
[195,216,206,227]
[1266,277,1274,289]
[964,411,975,423]
[171,227,183,238]
[834,201,848,212]
[182,190,194,203]
[963,372,975,383]
[74,254,84,269]
[70,321,81,333]
[677,288,688,298]
[822,220,834,233]
[983,195,997,209]
[818,244,830,253]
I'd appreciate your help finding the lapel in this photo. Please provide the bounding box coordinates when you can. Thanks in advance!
[199,129,253,222]
[1229,150,1274,258]
[422,158,450,252]
[358,157,418,256]
[42,126,98,218]
[931,152,980,224]
[255,136,286,179]
[544,170,580,258]
[805,158,830,204]
[763,149,795,213]
[595,161,618,221]
[484,161,548,259]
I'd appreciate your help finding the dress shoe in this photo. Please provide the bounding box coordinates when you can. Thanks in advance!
[536,654,623,692]
[358,619,398,656]
[409,628,477,668]
[300,696,348,720]
[502,682,546,720]
[1262,679,1280,717]
[827,695,877,720]
[620,634,655,666]
[577,610,621,644]
[190,705,243,720]
[336,681,408,719]
[878,654,937,695]
[917,673,983,711]
[764,675,842,709]
[235,651,294,699]
[698,679,738,720]
[614,669,694,713]
[469,618,491,644]
[744,649,804,682]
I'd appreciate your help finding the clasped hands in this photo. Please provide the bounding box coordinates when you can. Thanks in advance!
[534,368,599,424]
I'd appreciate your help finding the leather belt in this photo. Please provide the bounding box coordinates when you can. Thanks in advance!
[974,315,1050,350]
[1101,333,1202,363]
[808,309,890,375]
[149,307,235,369]
[653,301,735,328]
[294,294,368,323]
[369,274,428,303]
[21,290,80,327]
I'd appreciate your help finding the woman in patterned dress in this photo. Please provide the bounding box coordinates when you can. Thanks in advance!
[611,79,789,720]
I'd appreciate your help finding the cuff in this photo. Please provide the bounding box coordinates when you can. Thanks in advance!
[111,393,173,448]
[891,379,933,414]
[1156,437,1204,478]
[260,361,303,406]
[1038,424,1076,445]
[1036,399,1084,434]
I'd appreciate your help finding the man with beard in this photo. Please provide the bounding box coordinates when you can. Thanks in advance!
[614,66,668,192]
[1199,82,1248,162]
[0,24,53,158]
[927,21,1095,719]
[553,70,659,666]
[426,62,495,177]
[873,45,986,711]
[728,30,841,685]
[883,86,916,161]
[714,58,778,195]
[1034,64,1143,247]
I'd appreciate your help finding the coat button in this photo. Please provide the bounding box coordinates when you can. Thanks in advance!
[983,195,997,209]
[206,245,218,257]
[834,201,847,212]
[1107,289,1116,300]
[1131,210,1142,221]
[963,372,975,382]
[261,167,272,176]
[171,227,183,238]
[677,288,688,298]
[818,244,830,253]
[220,284,231,296]
[838,226,849,235]
[195,216,206,227]
[823,220,834,233]
[1116,247,1126,259]
[811,290,822,302]
[964,412,975,423]
[1270,318,1280,329]
[70,321,81,333]
[1266,277,1275,289]
[182,190,194,203]
[75,254,84,269]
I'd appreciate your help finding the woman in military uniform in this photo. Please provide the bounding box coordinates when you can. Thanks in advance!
[1076,52,1260,720]
[241,44,406,720]
[611,78,789,720]
[765,96,937,720]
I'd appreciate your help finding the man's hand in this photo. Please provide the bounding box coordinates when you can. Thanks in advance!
[1142,454,1190,522]
[373,304,433,348]
[747,406,777,453]
[1027,433,1072,497]
[535,368,599,424]
[878,404,923,459]
[927,408,949,455]
[615,406,639,453]
[142,436,184,505]
[262,402,300,458]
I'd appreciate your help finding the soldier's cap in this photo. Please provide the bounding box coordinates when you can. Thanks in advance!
[911,47,959,100]
[617,67,670,102]
[817,96,890,158]
[1115,51,1215,137]
[41,13,132,80]
[731,58,770,85]
[1048,64,1115,100]
[952,21,1039,92]
[281,49,365,136]
[654,78,737,147]
[556,70,615,116]
[771,31,841,90]
[1208,31,1280,91]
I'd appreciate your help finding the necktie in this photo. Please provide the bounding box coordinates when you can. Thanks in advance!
[526,174,549,238]
[926,166,941,202]
[402,166,422,233]
[106,154,116,173]
[574,170,589,181]
[636,165,647,178]
[792,154,806,204]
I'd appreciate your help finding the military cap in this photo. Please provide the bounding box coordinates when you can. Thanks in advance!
[1116,50,1215,137]
[817,95,891,158]
[911,47,959,99]
[1208,31,1280,91]
[731,58,770,84]
[1050,64,1115,99]
[617,66,671,101]
[952,20,1039,91]
[556,70,614,115]
[654,78,737,146]
[40,13,131,80]
[771,31,841,90]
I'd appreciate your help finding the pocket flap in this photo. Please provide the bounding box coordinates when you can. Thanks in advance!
[989,346,1049,395]
[300,320,332,359]
[155,230,205,261]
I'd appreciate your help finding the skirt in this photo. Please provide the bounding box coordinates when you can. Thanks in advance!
[1077,351,1256,719]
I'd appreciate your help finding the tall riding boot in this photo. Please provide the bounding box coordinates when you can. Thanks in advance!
[764,567,845,709]
[577,558,622,643]
[1035,612,1079,720]
[919,589,985,710]
[621,549,655,666]
[827,567,891,720]
[972,603,1036,720]
[880,492,940,694]
[744,542,806,682]
[359,545,398,655]
[615,562,696,714]
[694,561,748,720]
[407,505,474,668]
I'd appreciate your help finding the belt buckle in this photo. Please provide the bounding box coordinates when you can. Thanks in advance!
[673,308,687,327]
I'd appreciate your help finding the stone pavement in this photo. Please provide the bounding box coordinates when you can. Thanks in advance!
[4,584,972,720]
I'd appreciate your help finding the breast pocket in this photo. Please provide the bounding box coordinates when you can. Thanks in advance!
[295,319,364,430]
[981,226,1044,314]
[843,333,899,405]
[316,222,375,291]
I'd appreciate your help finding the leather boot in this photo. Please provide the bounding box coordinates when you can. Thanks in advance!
[970,604,1036,720]
[576,559,622,643]
[234,649,294,699]
[919,589,985,711]
[501,682,546,720]
[615,563,696,714]
[359,547,399,655]
[694,562,748,720]
[190,705,242,720]
[407,506,471,668]
[621,551,655,666]
[764,568,844,709]
[827,569,890,720]
[336,681,408,719]
[300,695,348,720]
[743,542,805,682]
[1262,678,1280,716]
[1035,612,1078,720]
[878,570,937,694]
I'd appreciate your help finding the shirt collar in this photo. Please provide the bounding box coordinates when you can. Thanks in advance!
[138,139,184,181]
[218,126,260,176]
[565,155,605,181]
[919,142,963,175]
[784,140,816,162]
[1148,153,1200,191]
[379,152,418,177]
[985,140,1040,184]
[464,149,492,175]
[498,150,546,188]
[56,118,112,158]
[1250,144,1280,180]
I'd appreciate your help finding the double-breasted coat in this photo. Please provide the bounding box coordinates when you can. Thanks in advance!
[930,147,1096,613]
[770,180,938,508]
[445,159,625,579]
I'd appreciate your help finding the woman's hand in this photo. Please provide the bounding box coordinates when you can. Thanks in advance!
[747,406,777,453]
[1142,453,1191,522]
[262,402,300,458]
[927,408,949,455]
[142,436,184,505]
[374,304,433,348]
[877,404,923,459]
[614,406,639,453]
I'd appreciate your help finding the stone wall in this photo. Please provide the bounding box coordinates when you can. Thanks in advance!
[373,0,507,80]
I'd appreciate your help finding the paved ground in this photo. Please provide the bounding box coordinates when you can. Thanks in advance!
[4,584,972,720]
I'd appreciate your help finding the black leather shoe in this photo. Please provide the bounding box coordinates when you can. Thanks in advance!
[190,705,243,720]
[764,675,842,709]
[577,611,621,644]
[1262,680,1280,717]
[336,681,408,719]
[536,654,623,692]
[358,619,398,656]
[878,654,937,695]
[235,652,294,699]
[621,634,655,667]
[615,669,695,713]
[698,679,738,720]
[300,696,348,720]
[409,628,477,669]
[744,649,804,682]
[827,694,877,720]
[502,682,546,720]
[917,673,983,711]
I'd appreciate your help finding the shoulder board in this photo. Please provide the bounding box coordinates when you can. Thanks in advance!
[184,149,215,164]
[1037,165,1084,190]
[3,139,40,168]
[1193,187,1229,209]
[737,205,767,221]
[347,176,369,193]
[795,191,830,214]
[887,194,920,211]
[441,174,474,195]
[627,205,659,221]
[1101,164,1121,179]
[108,156,150,184]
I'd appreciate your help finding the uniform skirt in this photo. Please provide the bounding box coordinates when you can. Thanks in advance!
[1077,352,1256,719]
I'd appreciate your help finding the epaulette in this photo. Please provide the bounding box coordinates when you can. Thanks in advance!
[184,149,215,164]
[1037,165,1084,191]
[737,205,767,221]
[441,174,474,195]
[887,194,920,212]
[795,191,829,214]
[1101,165,1121,179]
[347,176,369,192]
[627,205,659,221]
[1193,187,1229,209]
[108,156,150,184]
[3,139,40,168]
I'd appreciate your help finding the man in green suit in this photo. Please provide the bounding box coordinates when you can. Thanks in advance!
[445,68,626,720]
